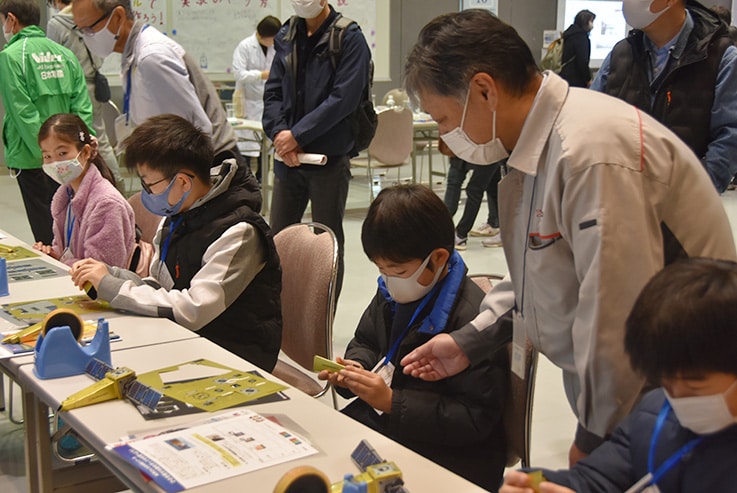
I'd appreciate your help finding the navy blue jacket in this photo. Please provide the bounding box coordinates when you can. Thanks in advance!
[262,6,371,178]
[541,389,737,492]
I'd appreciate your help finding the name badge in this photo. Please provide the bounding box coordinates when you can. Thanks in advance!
[59,247,74,265]
[114,114,134,155]
[370,358,395,415]
[512,311,527,379]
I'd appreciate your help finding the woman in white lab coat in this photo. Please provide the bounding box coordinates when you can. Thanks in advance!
[231,15,281,181]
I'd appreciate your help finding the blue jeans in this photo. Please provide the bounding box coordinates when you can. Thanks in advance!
[443,158,501,238]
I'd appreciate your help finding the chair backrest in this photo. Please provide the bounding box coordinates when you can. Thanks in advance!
[382,88,409,108]
[101,100,121,150]
[273,223,339,371]
[127,192,162,245]
[469,274,538,468]
[368,107,414,166]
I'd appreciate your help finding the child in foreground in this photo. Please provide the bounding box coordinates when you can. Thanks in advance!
[319,184,509,489]
[501,258,737,493]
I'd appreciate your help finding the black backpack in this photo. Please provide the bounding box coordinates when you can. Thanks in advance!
[285,14,377,153]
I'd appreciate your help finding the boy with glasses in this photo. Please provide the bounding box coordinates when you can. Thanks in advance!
[71,114,283,372]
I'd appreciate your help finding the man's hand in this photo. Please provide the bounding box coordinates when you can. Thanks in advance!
[280,149,302,168]
[400,333,470,381]
[501,471,577,493]
[339,365,392,413]
[33,241,59,260]
[274,130,299,157]
[261,70,269,80]
[70,258,109,291]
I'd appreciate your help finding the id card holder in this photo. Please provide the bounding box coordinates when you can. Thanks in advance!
[511,311,527,379]
[59,247,74,265]
[370,357,395,415]
[114,114,133,155]
[624,473,659,493]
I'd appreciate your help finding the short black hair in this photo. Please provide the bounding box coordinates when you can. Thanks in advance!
[257,15,281,38]
[404,9,538,104]
[574,9,596,29]
[122,114,213,184]
[0,0,40,26]
[625,258,737,383]
[361,184,454,263]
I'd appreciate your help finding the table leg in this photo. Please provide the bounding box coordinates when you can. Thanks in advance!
[24,388,52,493]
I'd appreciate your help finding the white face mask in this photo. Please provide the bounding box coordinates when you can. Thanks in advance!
[81,13,119,58]
[665,379,737,435]
[42,151,85,186]
[291,0,324,19]
[381,254,444,304]
[440,89,509,165]
[623,0,671,30]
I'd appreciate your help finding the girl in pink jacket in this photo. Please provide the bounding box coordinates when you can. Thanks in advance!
[33,113,136,269]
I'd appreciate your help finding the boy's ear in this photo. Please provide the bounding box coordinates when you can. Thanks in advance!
[429,248,450,272]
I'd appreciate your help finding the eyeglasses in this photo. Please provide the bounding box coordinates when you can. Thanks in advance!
[74,8,114,36]
[139,171,195,194]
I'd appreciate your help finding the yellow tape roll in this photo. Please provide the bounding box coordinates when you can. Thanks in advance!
[273,466,330,493]
[41,308,84,342]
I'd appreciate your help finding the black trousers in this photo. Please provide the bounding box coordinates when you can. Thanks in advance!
[13,167,59,244]
[269,156,350,297]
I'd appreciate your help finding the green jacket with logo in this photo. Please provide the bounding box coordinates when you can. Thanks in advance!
[0,25,92,169]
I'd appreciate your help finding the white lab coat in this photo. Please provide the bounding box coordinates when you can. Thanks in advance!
[232,33,275,155]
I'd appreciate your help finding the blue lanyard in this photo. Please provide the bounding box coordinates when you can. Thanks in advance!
[123,24,149,122]
[647,400,704,486]
[65,193,75,249]
[159,216,183,265]
[383,283,440,364]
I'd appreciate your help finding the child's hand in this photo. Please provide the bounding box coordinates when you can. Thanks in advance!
[317,357,362,389]
[501,471,575,493]
[339,365,392,413]
[501,470,536,493]
[33,242,59,259]
[70,259,109,290]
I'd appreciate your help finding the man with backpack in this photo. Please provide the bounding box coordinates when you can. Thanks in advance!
[263,0,372,296]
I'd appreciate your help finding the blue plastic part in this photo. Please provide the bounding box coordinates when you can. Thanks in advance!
[34,318,112,379]
[0,258,9,297]
[340,474,368,493]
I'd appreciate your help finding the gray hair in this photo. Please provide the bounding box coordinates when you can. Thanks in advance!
[91,0,134,20]
[404,10,539,104]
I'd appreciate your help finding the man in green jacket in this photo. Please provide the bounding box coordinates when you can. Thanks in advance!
[0,0,92,244]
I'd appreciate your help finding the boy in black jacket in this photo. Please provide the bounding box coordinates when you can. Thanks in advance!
[319,184,508,489]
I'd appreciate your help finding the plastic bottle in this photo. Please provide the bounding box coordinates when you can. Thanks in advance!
[386,95,395,108]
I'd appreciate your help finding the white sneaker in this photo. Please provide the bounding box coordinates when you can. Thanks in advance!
[455,233,467,251]
[469,223,500,237]
[481,232,503,248]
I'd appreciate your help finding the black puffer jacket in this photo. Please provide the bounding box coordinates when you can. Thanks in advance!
[338,252,508,490]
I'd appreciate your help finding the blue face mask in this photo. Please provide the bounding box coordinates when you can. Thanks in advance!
[141,174,191,216]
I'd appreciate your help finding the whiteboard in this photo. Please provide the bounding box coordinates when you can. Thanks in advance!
[98,0,381,80]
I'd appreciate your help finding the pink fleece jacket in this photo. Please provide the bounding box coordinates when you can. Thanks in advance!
[50,165,136,268]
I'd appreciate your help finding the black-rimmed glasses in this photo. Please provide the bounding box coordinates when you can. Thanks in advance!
[139,172,195,194]
[74,9,113,36]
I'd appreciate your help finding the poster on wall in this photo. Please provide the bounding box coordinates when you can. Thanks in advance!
[462,0,498,16]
